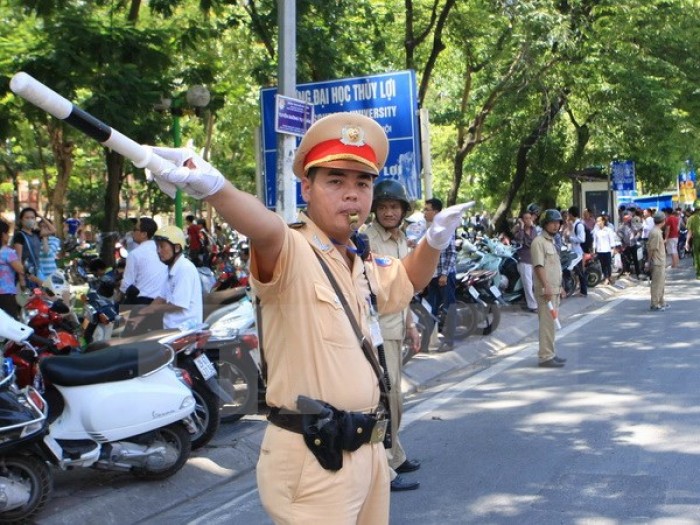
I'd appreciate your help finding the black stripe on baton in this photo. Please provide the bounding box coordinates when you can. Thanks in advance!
[64,106,112,143]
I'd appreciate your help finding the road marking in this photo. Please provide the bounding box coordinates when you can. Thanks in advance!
[401,297,625,429]
[187,486,261,525]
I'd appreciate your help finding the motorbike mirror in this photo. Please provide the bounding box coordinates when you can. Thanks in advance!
[0,308,34,342]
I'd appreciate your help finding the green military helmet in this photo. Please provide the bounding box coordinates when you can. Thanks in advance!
[526,203,541,216]
[540,208,563,227]
[371,179,411,214]
[694,198,700,211]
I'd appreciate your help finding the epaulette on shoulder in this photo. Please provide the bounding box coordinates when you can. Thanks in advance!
[288,221,305,229]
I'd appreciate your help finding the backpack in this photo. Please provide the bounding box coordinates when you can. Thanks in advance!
[576,220,593,253]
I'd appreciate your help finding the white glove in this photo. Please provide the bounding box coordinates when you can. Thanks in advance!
[143,146,226,200]
[425,201,476,251]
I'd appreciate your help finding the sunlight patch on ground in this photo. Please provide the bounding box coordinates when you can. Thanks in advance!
[615,423,700,454]
[188,457,235,477]
[469,493,539,517]
[558,392,641,409]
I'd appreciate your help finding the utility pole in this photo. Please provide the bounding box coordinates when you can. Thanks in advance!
[276,0,297,223]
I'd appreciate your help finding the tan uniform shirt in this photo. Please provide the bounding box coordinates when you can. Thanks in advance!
[647,226,666,266]
[363,221,411,340]
[531,231,562,294]
[250,213,414,413]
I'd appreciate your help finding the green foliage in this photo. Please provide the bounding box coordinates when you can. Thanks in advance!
[1,0,699,227]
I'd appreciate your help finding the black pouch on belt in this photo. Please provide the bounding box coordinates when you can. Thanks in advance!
[298,396,344,471]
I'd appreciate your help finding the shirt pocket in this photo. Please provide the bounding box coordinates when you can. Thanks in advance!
[313,282,349,342]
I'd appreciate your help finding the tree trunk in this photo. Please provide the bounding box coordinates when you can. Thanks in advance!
[101,150,124,267]
[492,92,568,234]
[46,121,73,235]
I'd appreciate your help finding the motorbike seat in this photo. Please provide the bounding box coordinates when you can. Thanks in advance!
[84,329,178,353]
[39,342,171,387]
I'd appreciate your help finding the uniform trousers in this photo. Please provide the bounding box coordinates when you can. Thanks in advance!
[650,264,666,308]
[693,245,700,278]
[535,293,559,362]
[383,339,406,471]
[257,423,390,525]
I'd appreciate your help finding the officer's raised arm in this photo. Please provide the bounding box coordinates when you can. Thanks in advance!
[143,146,286,282]
[400,201,475,291]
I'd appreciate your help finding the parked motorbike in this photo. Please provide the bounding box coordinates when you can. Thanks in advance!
[454,266,503,336]
[678,227,688,259]
[82,275,120,344]
[0,353,53,523]
[204,295,263,423]
[584,253,604,287]
[86,328,226,450]
[560,247,582,297]
[0,309,196,484]
[4,281,81,391]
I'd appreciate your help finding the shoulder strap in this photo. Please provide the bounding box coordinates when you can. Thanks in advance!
[313,253,391,397]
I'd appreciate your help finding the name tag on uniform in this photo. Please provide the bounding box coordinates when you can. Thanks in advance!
[369,316,384,348]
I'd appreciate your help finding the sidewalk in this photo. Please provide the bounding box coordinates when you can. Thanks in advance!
[401,270,645,395]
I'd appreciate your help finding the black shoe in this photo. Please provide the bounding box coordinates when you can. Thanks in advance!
[553,356,567,363]
[437,342,454,353]
[539,358,565,368]
[395,459,421,474]
[391,475,420,492]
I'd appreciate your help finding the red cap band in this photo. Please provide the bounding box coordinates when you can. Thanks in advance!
[303,139,379,174]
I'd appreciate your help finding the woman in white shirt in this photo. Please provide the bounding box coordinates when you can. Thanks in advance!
[593,215,618,285]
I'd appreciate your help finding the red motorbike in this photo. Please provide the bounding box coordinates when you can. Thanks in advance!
[3,289,81,391]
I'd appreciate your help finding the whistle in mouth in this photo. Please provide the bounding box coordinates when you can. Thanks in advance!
[348,213,360,228]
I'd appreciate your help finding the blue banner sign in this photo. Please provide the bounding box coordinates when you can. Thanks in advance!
[611,160,636,192]
[260,70,421,208]
[275,95,314,136]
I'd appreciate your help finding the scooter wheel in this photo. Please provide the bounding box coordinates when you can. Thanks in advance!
[132,423,191,480]
[469,303,502,336]
[0,455,53,523]
[587,269,602,288]
[190,383,221,450]
[453,300,477,340]
[217,354,259,423]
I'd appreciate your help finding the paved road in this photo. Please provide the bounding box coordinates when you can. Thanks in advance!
[35,260,699,524]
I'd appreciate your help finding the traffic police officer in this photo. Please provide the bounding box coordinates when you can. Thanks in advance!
[531,209,567,368]
[364,179,421,492]
[144,113,471,524]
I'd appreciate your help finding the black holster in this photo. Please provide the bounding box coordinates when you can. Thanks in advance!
[268,396,386,471]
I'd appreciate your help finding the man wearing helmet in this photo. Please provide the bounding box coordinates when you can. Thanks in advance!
[144,112,472,524]
[685,200,700,279]
[150,224,203,329]
[531,209,566,368]
[364,179,421,492]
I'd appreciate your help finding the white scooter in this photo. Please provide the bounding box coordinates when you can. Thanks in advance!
[0,308,197,481]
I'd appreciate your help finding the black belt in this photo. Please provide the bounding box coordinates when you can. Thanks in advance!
[268,406,388,446]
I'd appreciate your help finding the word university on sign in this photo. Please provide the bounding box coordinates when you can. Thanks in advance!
[260,70,421,209]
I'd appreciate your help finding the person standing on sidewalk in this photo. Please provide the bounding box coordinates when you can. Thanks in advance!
[663,207,680,269]
[423,198,458,353]
[647,212,668,311]
[567,206,589,296]
[364,179,421,492]
[685,201,700,279]
[512,211,539,312]
[531,209,566,368]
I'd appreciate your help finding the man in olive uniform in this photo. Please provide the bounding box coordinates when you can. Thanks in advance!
[531,209,567,368]
[647,212,668,310]
[364,179,422,492]
[144,113,471,524]
[685,200,700,279]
